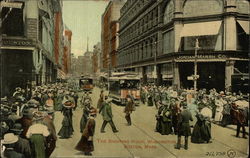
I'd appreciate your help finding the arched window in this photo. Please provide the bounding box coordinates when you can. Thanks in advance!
[236,0,250,14]
[163,0,174,24]
[183,0,223,17]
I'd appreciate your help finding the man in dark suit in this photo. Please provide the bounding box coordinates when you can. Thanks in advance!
[175,102,193,150]
[2,133,25,158]
[10,123,31,158]
[99,96,118,133]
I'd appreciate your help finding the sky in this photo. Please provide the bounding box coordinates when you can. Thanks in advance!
[62,0,109,57]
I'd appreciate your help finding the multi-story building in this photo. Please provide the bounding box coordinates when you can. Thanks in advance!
[0,0,64,97]
[63,25,72,75]
[92,42,101,75]
[117,0,249,91]
[101,0,126,72]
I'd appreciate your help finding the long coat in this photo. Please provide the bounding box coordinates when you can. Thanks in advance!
[97,93,104,109]
[14,136,32,158]
[58,107,74,138]
[100,102,113,121]
[4,149,25,158]
[177,109,193,136]
[75,118,96,152]
[157,105,172,135]
[16,116,32,138]
[191,114,211,143]
[43,116,57,158]
[80,106,90,133]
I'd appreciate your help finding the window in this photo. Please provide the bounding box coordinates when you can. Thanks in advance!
[182,35,217,51]
[183,0,223,17]
[237,0,250,14]
[163,0,174,24]
[1,7,24,36]
[163,30,174,54]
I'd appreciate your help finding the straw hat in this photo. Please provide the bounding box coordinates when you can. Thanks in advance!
[2,133,18,144]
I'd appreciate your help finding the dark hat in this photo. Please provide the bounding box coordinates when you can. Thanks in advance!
[10,123,23,133]
[180,101,187,108]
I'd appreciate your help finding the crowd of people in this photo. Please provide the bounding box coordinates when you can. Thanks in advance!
[140,85,249,149]
[0,83,82,158]
[1,82,249,157]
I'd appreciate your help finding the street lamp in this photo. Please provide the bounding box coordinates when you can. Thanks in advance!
[194,38,200,95]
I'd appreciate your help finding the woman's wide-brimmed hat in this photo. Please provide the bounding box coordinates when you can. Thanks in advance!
[2,133,18,144]
[33,111,44,121]
[90,108,97,116]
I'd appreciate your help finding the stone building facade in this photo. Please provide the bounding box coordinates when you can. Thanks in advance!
[101,0,126,72]
[117,0,249,92]
[0,0,64,97]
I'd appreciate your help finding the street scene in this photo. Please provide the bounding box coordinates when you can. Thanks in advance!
[0,0,249,158]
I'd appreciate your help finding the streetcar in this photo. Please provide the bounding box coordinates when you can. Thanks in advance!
[108,72,140,106]
[79,76,94,92]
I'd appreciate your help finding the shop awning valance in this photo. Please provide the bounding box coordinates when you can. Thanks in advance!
[238,20,249,34]
[180,21,222,37]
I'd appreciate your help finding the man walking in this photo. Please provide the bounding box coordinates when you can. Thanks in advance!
[175,102,193,150]
[99,96,119,133]
[124,96,135,126]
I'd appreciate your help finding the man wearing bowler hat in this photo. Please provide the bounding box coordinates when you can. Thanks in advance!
[10,123,31,158]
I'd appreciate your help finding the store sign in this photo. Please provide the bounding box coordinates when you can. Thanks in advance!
[177,54,227,60]
[0,1,23,9]
[2,38,34,47]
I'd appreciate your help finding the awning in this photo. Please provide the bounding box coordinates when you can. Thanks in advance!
[238,20,249,34]
[181,21,222,37]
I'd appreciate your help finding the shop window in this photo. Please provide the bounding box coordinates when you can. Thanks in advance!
[1,7,24,36]
[162,63,173,75]
[182,35,217,51]
[236,0,250,14]
[163,30,174,54]
[183,0,222,17]
[163,0,174,24]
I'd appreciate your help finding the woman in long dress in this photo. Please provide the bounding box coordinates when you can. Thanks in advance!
[75,108,96,156]
[58,101,74,139]
[191,107,212,143]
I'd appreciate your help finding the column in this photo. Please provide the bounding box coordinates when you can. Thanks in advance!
[224,0,237,50]
[26,0,38,41]
[225,60,235,92]
[174,0,183,52]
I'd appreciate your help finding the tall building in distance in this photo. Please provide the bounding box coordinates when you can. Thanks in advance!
[101,0,126,72]
[117,0,249,92]
[92,42,101,76]
[82,37,93,76]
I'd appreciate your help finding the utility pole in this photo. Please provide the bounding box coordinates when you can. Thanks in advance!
[194,38,200,96]
[154,41,157,85]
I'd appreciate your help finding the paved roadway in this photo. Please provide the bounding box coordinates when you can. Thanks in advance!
[51,87,248,158]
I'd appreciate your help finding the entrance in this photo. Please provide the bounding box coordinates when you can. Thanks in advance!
[179,62,225,91]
